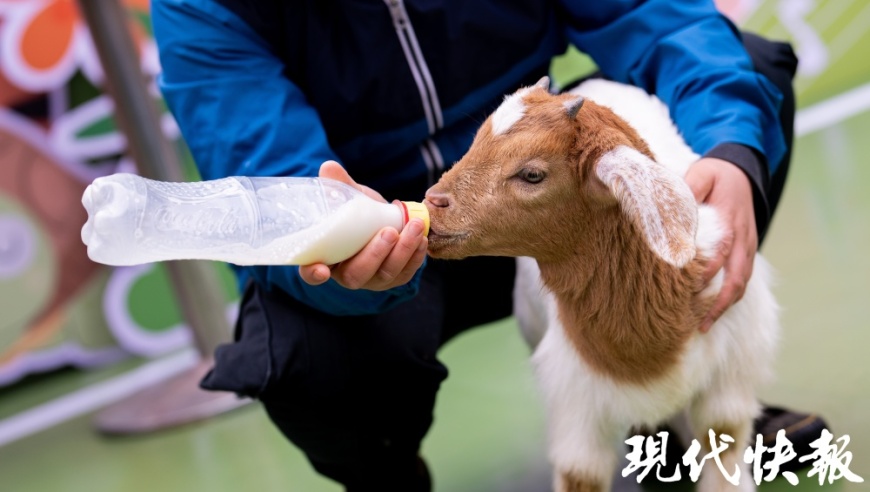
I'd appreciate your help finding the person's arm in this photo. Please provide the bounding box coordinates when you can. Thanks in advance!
[151,0,426,316]
[562,0,785,329]
[562,0,783,223]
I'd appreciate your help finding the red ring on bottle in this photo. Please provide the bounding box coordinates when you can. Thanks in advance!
[397,200,409,226]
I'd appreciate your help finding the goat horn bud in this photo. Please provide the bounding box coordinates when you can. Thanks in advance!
[565,96,585,120]
[534,76,551,92]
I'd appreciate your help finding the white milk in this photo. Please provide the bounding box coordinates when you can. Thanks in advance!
[280,195,404,265]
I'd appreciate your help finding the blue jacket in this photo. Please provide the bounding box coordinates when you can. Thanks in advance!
[151,0,785,316]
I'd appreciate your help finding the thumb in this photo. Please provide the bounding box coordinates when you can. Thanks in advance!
[318,160,386,202]
[685,161,716,203]
[319,160,355,185]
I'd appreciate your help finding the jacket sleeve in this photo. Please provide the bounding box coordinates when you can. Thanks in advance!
[151,0,424,316]
[561,0,786,233]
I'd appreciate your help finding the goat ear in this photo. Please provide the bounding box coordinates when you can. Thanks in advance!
[594,146,698,267]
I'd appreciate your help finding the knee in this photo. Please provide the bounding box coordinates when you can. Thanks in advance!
[256,321,445,489]
[255,291,449,448]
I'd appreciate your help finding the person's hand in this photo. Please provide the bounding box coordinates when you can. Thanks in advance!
[684,157,758,333]
[298,160,428,291]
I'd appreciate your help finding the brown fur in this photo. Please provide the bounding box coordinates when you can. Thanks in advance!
[426,84,712,384]
[698,423,745,454]
[542,217,709,384]
[557,472,605,492]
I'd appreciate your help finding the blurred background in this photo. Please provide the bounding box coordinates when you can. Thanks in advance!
[0,0,867,490]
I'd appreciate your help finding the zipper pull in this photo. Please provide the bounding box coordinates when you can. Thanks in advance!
[386,0,406,28]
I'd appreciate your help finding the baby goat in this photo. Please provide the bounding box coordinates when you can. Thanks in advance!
[424,76,779,492]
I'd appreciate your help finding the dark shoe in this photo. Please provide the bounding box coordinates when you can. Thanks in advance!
[753,404,830,473]
[344,455,431,492]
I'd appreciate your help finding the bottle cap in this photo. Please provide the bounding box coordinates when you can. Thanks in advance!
[401,201,430,236]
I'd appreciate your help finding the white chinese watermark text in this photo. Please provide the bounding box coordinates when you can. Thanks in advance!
[622,428,864,486]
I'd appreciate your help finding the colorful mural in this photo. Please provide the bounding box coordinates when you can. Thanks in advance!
[0,0,236,386]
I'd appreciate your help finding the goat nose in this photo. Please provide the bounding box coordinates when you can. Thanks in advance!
[424,189,451,208]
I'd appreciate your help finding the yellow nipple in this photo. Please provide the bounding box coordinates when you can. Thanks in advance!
[402,201,430,236]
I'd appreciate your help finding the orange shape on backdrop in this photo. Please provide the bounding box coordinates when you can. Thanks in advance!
[5,0,150,92]
[125,0,150,12]
[20,0,78,71]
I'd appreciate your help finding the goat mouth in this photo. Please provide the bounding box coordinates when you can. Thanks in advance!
[426,230,470,254]
[428,230,469,243]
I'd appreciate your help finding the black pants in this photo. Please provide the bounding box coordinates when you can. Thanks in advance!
[201,32,797,492]
[202,255,516,491]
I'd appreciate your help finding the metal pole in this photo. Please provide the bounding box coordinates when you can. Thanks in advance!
[78,0,250,434]
[77,0,227,356]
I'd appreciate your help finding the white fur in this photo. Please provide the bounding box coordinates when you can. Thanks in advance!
[492,87,531,135]
[512,79,780,491]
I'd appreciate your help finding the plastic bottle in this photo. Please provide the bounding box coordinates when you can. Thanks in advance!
[80,173,429,267]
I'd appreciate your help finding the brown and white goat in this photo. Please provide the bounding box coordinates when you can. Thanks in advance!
[424,77,779,492]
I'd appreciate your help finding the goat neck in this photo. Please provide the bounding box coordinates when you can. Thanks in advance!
[536,115,709,385]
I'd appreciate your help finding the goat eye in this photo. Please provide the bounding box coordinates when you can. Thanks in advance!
[519,168,546,184]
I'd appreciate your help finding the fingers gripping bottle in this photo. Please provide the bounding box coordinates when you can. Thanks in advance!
[81,173,429,267]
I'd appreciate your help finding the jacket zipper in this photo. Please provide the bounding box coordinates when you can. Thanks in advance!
[384,0,445,186]
[419,138,445,186]
[384,0,444,134]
